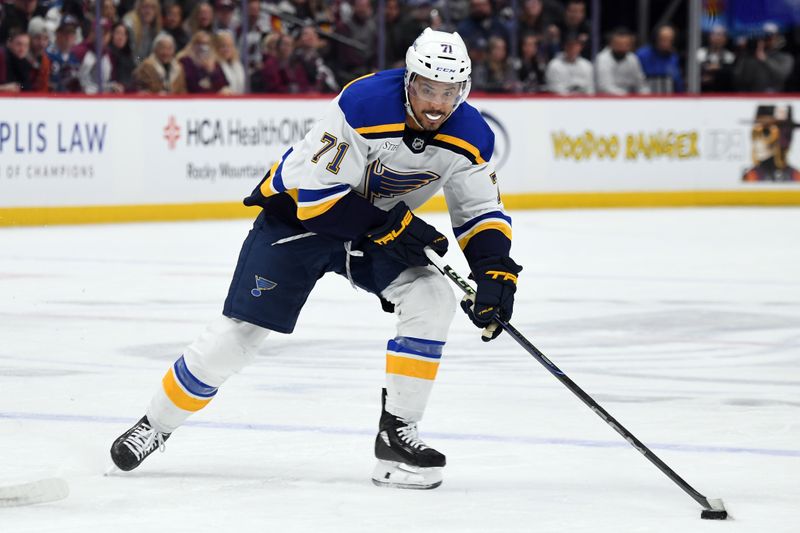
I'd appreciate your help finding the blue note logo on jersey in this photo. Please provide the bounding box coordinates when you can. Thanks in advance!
[365,159,441,202]
[251,275,277,297]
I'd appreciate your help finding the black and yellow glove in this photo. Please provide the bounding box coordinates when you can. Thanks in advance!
[367,202,448,267]
[461,256,522,341]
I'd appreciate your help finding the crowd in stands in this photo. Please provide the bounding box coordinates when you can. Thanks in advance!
[0,0,797,95]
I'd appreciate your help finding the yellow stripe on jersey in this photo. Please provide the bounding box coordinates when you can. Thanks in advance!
[457,220,513,250]
[296,195,344,220]
[341,72,376,92]
[162,368,213,412]
[258,161,281,197]
[386,354,440,380]
[355,123,406,135]
[433,133,486,164]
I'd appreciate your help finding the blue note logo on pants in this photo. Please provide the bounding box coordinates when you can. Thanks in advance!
[251,275,277,297]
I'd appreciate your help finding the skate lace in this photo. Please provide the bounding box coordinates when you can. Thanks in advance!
[123,423,167,460]
[397,422,429,450]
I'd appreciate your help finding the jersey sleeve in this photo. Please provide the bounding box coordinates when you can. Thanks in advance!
[280,97,368,217]
[255,96,389,240]
[443,159,513,267]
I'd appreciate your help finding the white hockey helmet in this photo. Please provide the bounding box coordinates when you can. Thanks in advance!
[404,28,472,123]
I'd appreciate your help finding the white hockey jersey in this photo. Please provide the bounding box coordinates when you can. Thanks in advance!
[250,68,512,253]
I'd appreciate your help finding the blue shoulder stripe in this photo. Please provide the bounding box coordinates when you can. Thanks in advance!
[338,69,407,132]
[453,210,512,236]
[297,184,350,203]
[271,147,293,192]
[436,102,495,164]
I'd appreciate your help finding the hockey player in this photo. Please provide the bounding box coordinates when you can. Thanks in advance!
[110,28,521,489]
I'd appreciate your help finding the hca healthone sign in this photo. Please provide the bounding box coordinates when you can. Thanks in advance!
[1,96,798,221]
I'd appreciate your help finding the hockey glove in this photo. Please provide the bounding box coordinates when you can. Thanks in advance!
[366,202,448,267]
[460,256,522,342]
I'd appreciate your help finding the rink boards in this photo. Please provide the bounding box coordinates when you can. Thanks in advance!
[1,94,799,226]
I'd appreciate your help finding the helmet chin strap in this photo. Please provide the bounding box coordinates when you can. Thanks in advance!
[405,100,426,130]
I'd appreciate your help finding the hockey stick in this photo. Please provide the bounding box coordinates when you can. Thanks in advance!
[424,249,728,520]
[0,478,69,507]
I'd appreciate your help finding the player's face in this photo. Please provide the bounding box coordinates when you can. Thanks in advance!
[408,76,461,131]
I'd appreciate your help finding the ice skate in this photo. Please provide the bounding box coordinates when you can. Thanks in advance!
[110,416,170,472]
[372,389,445,490]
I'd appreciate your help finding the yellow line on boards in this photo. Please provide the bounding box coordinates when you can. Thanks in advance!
[0,202,254,227]
[2,190,800,227]
[416,190,800,212]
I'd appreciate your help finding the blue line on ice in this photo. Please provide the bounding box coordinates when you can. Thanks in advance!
[2,411,798,458]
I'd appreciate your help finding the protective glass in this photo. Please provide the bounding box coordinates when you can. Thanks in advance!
[408,74,465,108]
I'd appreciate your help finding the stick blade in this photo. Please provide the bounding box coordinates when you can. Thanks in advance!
[700,498,728,520]
[0,478,69,507]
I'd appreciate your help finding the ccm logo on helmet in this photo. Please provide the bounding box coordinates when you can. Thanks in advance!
[435,66,457,73]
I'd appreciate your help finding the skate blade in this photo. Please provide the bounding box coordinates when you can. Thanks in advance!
[371,460,443,490]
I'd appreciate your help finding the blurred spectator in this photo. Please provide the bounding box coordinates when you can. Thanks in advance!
[258,32,309,93]
[698,25,734,92]
[45,0,86,44]
[332,0,375,86]
[178,29,228,93]
[213,29,244,93]
[294,24,338,92]
[276,0,325,22]
[239,0,271,76]
[732,23,795,93]
[517,0,556,38]
[102,0,119,24]
[517,0,553,35]
[442,0,470,24]
[162,2,188,51]
[123,0,162,63]
[538,20,562,62]
[276,0,308,21]
[382,0,406,68]
[213,0,237,32]
[274,0,333,34]
[117,0,136,21]
[133,31,186,92]
[457,0,510,52]
[110,22,136,90]
[185,1,213,36]
[595,27,648,95]
[0,0,47,44]
[545,32,593,95]
[79,18,123,93]
[250,30,277,90]
[1,30,33,91]
[636,24,684,93]
[515,32,546,92]
[27,16,51,92]
[472,35,517,92]
[386,0,434,67]
[559,0,590,57]
[428,7,448,32]
[46,14,81,91]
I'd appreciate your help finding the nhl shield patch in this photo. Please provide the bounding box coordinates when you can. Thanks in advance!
[251,275,277,297]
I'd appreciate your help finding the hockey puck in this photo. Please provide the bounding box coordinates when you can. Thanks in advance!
[700,509,728,520]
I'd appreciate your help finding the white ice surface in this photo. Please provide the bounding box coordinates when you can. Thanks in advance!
[1,208,798,532]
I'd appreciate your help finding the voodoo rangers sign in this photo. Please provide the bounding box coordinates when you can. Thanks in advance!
[0,95,798,226]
